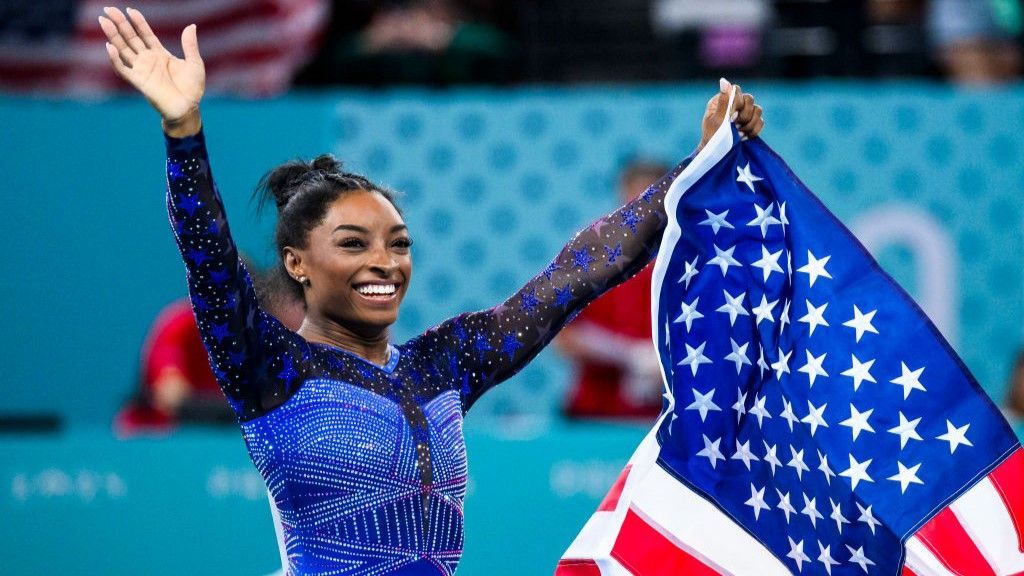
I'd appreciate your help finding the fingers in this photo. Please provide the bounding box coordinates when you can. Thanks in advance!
[181,24,202,65]
[735,94,756,126]
[104,41,132,78]
[98,15,133,67]
[103,7,146,54]
[125,7,163,50]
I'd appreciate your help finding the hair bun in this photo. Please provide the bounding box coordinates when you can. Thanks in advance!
[254,154,346,213]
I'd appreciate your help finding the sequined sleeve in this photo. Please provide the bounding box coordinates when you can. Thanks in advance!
[166,131,309,421]
[418,153,696,412]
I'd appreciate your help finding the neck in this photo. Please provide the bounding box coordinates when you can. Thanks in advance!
[298,316,392,366]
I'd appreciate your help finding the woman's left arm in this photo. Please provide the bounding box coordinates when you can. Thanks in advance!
[423,81,764,411]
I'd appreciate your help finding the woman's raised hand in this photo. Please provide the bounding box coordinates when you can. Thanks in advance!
[99,7,205,136]
[698,79,764,151]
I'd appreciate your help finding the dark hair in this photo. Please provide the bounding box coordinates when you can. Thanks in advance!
[253,154,401,302]
[620,158,670,185]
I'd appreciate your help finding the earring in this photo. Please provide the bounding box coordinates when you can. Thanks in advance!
[297,276,310,286]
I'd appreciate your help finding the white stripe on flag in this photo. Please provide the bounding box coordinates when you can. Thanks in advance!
[905,536,958,576]
[630,464,790,575]
[950,477,1024,575]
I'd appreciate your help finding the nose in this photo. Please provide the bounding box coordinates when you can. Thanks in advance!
[368,245,399,276]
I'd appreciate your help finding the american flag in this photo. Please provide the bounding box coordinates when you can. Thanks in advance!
[558,108,1024,575]
[0,0,328,95]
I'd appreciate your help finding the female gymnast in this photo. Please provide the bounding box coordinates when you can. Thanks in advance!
[99,7,763,574]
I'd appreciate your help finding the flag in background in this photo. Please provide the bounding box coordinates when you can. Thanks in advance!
[0,0,328,95]
[558,103,1024,575]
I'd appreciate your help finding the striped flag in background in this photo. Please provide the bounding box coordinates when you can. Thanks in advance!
[0,0,328,96]
[558,106,1024,575]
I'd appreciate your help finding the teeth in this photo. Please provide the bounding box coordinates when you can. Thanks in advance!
[356,284,396,296]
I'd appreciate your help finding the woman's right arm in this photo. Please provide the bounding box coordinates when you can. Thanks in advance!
[102,8,308,419]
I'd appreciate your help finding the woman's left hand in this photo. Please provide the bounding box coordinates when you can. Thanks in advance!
[698,78,764,151]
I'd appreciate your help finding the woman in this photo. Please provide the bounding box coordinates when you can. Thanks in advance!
[99,7,763,574]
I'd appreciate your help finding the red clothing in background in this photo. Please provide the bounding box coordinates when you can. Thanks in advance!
[115,299,219,434]
[563,265,662,420]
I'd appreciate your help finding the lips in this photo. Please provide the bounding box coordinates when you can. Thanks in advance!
[353,283,399,301]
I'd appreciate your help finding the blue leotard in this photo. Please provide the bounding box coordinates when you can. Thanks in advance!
[165,130,692,575]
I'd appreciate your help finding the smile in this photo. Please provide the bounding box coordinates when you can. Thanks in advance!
[354,283,399,301]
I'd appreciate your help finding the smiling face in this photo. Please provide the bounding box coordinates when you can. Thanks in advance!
[284,190,412,338]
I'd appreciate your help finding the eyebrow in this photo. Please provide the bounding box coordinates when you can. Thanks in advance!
[332,224,408,234]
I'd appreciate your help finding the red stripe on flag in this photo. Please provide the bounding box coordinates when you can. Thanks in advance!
[611,507,720,575]
[555,559,602,576]
[916,507,996,576]
[597,465,631,512]
[901,567,918,576]
[989,448,1024,554]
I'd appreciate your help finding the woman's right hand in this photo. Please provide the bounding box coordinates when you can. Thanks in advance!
[99,7,205,136]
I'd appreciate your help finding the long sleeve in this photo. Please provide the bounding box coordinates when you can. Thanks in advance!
[417,152,696,412]
[166,131,309,420]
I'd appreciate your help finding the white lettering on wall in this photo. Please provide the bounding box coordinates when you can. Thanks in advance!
[851,203,958,345]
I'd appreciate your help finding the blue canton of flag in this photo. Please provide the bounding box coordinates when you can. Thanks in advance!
[560,107,1024,576]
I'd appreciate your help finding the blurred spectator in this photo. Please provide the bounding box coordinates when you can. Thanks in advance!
[296,0,518,86]
[650,0,771,77]
[926,0,1022,84]
[1004,350,1024,441]
[115,265,305,436]
[554,160,670,421]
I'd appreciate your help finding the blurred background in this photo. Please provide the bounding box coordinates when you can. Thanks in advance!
[1,0,1023,573]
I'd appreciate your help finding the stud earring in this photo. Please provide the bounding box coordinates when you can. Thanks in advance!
[297,276,310,286]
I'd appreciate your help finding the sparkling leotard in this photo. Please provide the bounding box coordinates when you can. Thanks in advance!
[165,131,693,575]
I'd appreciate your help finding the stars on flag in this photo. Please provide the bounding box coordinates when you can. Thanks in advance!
[801,400,829,437]
[841,354,876,391]
[887,461,924,493]
[708,244,743,276]
[776,489,798,524]
[816,542,840,576]
[732,439,760,470]
[751,295,779,325]
[699,209,734,234]
[748,203,782,237]
[717,290,750,326]
[936,420,973,453]
[736,162,763,192]
[797,250,832,287]
[856,502,881,535]
[745,483,771,520]
[890,362,927,399]
[888,412,923,449]
[678,342,713,376]
[674,297,703,332]
[788,446,810,481]
[801,494,823,529]
[839,404,875,441]
[749,394,772,427]
[724,339,751,374]
[751,245,785,282]
[786,538,811,573]
[685,387,721,422]
[839,454,874,491]
[771,347,793,380]
[798,300,829,336]
[828,498,849,533]
[843,305,879,342]
[798,350,829,387]
[697,434,725,468]
[678,255,700,288]
[846,545,876,573]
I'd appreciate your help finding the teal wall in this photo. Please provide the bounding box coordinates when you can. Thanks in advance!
[1,84,1021,426]
[0,423,648,574]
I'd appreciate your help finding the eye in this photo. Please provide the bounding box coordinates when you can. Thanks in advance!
[392,237,413,251]
[338,238,366,249]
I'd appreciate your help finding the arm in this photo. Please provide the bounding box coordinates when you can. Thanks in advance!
[425,80,764,412]
[102,8,307,419]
